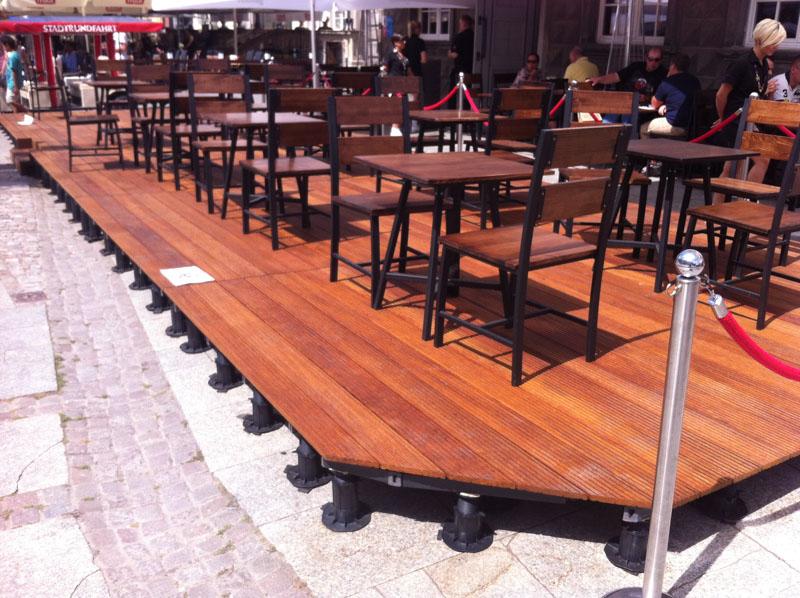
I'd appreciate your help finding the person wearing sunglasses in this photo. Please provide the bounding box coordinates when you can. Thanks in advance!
[512,52,543,87]
[589,46,668,101]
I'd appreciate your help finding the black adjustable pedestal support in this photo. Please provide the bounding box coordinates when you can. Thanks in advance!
[696,485,747,524]
[243,387,283,435]
[439,493,493,552]
[322,472,371,532]
[80,213,102,243]
[100,234,115,256]
[180,320,210,354]
[69,198,82,223]
[165,304,187,337]
[55,187,66,204]
[62,194,73,213]
[285,437,331,491]
[146,285,171,314]
[605,507,649,573]
[112,246,133,273]
[129,266,151,291]
[208,349,243,392]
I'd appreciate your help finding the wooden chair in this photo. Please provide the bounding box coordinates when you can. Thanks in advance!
[191,57,230,73]
[126,62,171,168]
[481,86,551,158]
[240,88,332,249]
[58,74,123,172]
[434,124,631,386]
[187,72,260,214]
[265,63,307,87]
[559,87,649,243]
[375,75,423,109]
[681,97,800,329]
[93,59,131,79]
[331,71,374,95]
[154,71,222,190]
[328,95,438,303]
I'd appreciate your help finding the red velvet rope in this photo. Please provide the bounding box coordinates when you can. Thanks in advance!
[462,85,481,113]
[423,84,460,111]
[689,108,742,143]
[716,312,800,381]
[548,95,566,118]
[778,124,796,138]
[361,87,372,96]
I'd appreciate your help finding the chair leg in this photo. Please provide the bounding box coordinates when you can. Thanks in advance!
[192,149,202,204]
[330,204,341,282]
[398,213,410,273]
[725,230,745,281]
[156,133,164,182]
[132,126,140,168]
[433,247,456,348]
[682,215,698,251]
[632,184,649,259]
[370,215,381,305]
[242,169,252,234]
[756,239,778,329]
[489,183,501,228]
[779,232,790,266]
[300,177,311,228]
[498,269,512,323]
[586,254,605,362]
[204,154,214,213]
[510,268,529,387]
[376,171,383,193]
[615,182,631,240]
[67,126,74,172]
[270,181,280,251]
[114,123,124,168]
[705,217,717,280]
[718,195,732,251]
[373,183,412,310]
[172,136,181,191]
[422,190,446,341]
[674,184,694,254]
[143,122,152,173]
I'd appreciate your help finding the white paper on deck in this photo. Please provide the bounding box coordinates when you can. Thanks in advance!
[160,266,215,286]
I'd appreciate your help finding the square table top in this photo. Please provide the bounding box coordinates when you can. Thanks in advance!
[86,79,129,89]
[204,112,321,128]
[130,91,172,103]
[409,109,488,124]
[353,152,533,186]
[627,138,758,164]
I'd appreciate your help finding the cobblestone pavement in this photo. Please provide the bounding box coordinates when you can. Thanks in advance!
[0,134,308,597]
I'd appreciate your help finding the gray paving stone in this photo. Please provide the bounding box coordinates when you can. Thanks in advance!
[0,413,67,496]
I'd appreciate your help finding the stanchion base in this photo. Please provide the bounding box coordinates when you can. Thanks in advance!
[603,589,671,598]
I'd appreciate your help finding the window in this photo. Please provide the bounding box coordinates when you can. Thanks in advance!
[597,0,668,44]
[748,1,800,46]
[418,8,451,41]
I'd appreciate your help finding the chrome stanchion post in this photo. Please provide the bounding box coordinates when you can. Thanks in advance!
[456,71,465,152]
[604,249,705,598]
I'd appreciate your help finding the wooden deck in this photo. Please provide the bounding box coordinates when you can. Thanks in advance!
[3,110,800,510]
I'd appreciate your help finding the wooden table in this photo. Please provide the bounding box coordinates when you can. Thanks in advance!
[353,151,533,340]
[615,138,758,291]
[204,112,323,207]
[410,109,486,153]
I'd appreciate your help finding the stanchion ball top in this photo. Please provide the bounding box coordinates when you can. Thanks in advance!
[675,249,704,278]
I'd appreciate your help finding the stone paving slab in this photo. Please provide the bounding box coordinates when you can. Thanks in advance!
[0,413,67,496]
[0,516,109,597]
[0,302,57,400]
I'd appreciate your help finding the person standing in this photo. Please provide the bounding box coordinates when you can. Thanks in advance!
[641,53,700,138]
[564,46,599,83]
[0,43,7,113]
[589,46,667,101]
[404,20,427,77]
[2,36,23,113]
[383,34,409,76]
[512,52,542,87]
[448,13,474,105]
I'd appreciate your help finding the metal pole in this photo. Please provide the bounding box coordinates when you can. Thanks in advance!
[310,0,320,88]
[233,9,239,58]
[623,0,633,66]
[603,249,705,598]
[457,71,465,152]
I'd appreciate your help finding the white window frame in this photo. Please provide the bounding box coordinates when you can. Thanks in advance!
[746,0,800,48]
[418,8,451,41]
[596,0,668,45]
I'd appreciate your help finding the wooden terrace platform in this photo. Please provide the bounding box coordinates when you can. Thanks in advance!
[3,111,800,519]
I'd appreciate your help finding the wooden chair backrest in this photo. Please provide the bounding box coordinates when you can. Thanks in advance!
[331,71,374,93]
[188,73,252,126]
[266,89,329,176]
[738,98,800,161]
[192,57,230,72]
[562,88,640,138]
[376,76,422,108]
[130,63,171,83]
[269,87,334,114]
[531,125,630,223]
[327,95,410,193]
[486,86,551,147]
[94,59,130,78]
[265,63,306,84]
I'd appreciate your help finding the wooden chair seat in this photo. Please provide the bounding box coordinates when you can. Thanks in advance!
[333,190,436,216]
[154,123,220,137]
[441,225,597,270]
[562,167,650,186]
[687,200,800,235]
[240,156,330,177]
[684,176,781,199]
[68,113,119,125]
[489,150,535,165]
[483,138,537,153]
[193,138,267,151]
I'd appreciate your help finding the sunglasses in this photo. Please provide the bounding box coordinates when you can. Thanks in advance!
[527,59,539,64]
[646,56,662,62]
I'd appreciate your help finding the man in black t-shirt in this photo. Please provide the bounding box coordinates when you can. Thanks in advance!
[448,14,474,106]
[405,20,427,77]
[589,46,667,101]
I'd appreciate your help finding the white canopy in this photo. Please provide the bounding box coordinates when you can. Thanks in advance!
[0,0,85,13]
[150,0,470,12]
[84,0,151,15]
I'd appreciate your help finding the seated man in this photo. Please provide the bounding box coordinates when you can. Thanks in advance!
[642,53,700,138]
[512,52,542,87]
[590,46,668,102]
[564,46,599,83]
[770,54,800,102]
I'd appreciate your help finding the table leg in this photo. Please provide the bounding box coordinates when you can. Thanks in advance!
[373,181,412,311]
[653,168,676,293]
[415,122,426,154]
[445,185,463,297]
[422,185,447,341]
[646,171,668,263]
[221,127,239,219]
